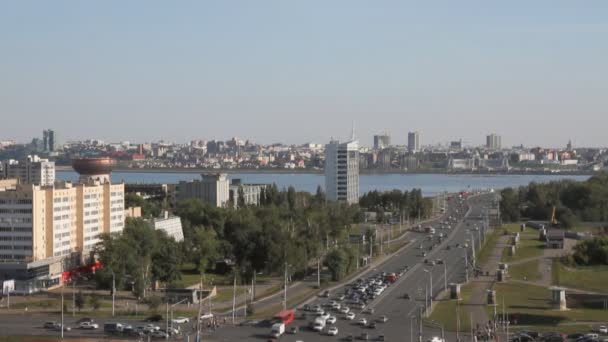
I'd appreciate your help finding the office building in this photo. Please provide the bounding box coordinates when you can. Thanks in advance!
[177,173,230,207]
[408,131,421,153]
[0,158,124,293]
[373,134,391,150]
[43,129,59,152]
[147,212,184,242]
[325,139,359,204]
[486,134,502,151]
[2,155,55,186]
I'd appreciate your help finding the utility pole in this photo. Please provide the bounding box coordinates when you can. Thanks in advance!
[443,262,447,292]
[464,252,469,282]
[61,286,64,339]
[317,258,320,288]
[470,312,474,342]
[111,272,115,317]
[456,299,460,341]
[232,271,236,324]
[196,273,203,342]
[418,306,423,342]
[72,280,75,317]
[425,285,429,317]
[283,261,288,312]
[165,302,169,340]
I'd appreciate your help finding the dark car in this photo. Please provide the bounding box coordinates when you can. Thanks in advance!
[359,332,369,340]
[568,334,585,340]
[378,335,385,341]
[403,293,410,299]
[44,322,57,329]
[368,322,377,329]
[346,335,355,341]
[145,314,163,322]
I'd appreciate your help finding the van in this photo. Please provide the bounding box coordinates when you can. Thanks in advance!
[104,323,124,334]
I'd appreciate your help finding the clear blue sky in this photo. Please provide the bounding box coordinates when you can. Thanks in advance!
[1,1,607,147]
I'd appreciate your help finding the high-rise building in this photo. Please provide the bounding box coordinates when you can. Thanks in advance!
[146,212,184,242]
[325,139,359,204]
[373,134,391,150]
[177,173,230,207]
[0,158,124,292]
[2,155,55,186]
[408,131,421,153]
[42,129,59,152]
[486,134,502,151]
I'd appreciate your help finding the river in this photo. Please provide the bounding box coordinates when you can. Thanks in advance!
[56,171,589,197]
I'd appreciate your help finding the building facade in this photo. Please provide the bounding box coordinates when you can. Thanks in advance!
[486,133,502,151]
[373,134,391,150]
[147,212,184,242]
[408,131,420,153]
[43,129,59,152]
[228,179,266,208]
[325,139,359,204]
[2,155,55,186]
[177,173,230,207]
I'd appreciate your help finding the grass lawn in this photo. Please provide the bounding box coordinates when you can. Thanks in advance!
[487,282,608,326]
[428,283,474,332]
[501,231,545,263]
[553,262,608,293]
[477,229,500,266]
[213,286,247,303]
[508,260,542,282]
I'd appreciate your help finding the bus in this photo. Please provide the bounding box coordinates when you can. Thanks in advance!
[273,310,296,326]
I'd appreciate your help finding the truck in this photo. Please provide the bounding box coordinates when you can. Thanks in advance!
[385,273,397,283]
[103,323,124,334]
[425,226,435,234]
[271,323,285,338]
[312,317,326,332]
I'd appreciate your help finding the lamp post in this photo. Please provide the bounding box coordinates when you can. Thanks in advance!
[423,269,433,313]
[169,298,188,338]
[111,272,116,317]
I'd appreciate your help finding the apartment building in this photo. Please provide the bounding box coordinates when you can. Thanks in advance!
[177,173,230,207]
[325,139,359,204]
[2,155,55,186]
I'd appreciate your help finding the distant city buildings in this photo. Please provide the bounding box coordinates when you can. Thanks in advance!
[177,173,230,207]
[373,134,390,150]
[408,131,420,153]
[42,129,59,152]
[2,155,55,186]
[486,133,502,151]
[325,138,359,204]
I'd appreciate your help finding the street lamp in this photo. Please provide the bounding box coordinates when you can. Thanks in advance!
[111,271,116,317]
[423,269,433,315]
[169,298,188,339]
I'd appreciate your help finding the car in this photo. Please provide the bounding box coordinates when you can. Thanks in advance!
[358,318,367,326]
[403,293,410,299]
[79,321,99,329]
[598,326,608,334]
[362,308,375,314]
[368,322,377,329]
[303,304,311,311]
[322,290,331,297]
[340,306,350,314]
[337,294,346,301]
[76,317,94,324]
[346,312,356,320]
[151,330,168,338]
[44,321,57,329]
[346,334,355,341]
[377,316,388,323]
[319,312,331,321]
[328,326,339,336]
[53,323,71,332]
[172,316,190,324]
[327,316,337,324]
[359,332,370,340]
[378,335,386,341]
[289,326,298,334]
[436,259,444,264]
[144,324,160,332]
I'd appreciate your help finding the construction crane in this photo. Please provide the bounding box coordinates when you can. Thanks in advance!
[550,206,558,226]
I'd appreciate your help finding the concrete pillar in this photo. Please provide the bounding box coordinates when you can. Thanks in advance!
[508,245,516,256]
[520,223,526,232]
[497,269,505,282]
[539,227,547,241]
[499,263,509,273]
[487,290,496,305]
[551,287,567,310]
[449,283,461,300]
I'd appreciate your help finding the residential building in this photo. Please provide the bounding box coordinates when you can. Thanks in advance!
[325,139,359,204]
[486,133,502,151]
[2,155,55,186]
[177,173,230,207]
[373,134,391,150]
[43,129,59,152]
[147,212,184,242]
[228,179,267,208]
[0,158,124,292]
[408,131,420,153]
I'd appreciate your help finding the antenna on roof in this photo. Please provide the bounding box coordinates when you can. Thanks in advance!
[351,121,356,141]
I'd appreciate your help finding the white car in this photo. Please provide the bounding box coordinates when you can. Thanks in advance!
[144,324,160,332]
[339,306,350,314]
[79,322,99,329]
[328,326,339,336]
[346,312,356,320]
[326,316,337,324]
[598,326,608,334]
[319,312,331,321]
[172,316,190,324]
[358,318,367,326]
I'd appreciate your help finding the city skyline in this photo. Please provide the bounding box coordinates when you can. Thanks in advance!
[1,1,607,146]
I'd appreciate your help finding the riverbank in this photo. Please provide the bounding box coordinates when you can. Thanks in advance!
[54,166,597,176]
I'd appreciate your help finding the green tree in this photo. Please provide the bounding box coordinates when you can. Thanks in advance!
[144,295,162,312]
[74,290,85,312]
[324,249,348,281]
[88,294,101,311]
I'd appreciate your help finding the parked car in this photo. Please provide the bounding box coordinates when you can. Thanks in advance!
[328,326,339,336]
[172,317,190,324]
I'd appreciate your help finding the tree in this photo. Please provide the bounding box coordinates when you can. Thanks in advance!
[237,186,246,208]
[144,295,162,312]
[74,290,85,312]
[324,249,348,281]
[88,294,101,311]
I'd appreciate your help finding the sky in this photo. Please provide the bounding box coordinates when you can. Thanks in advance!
[1,1,607,148]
